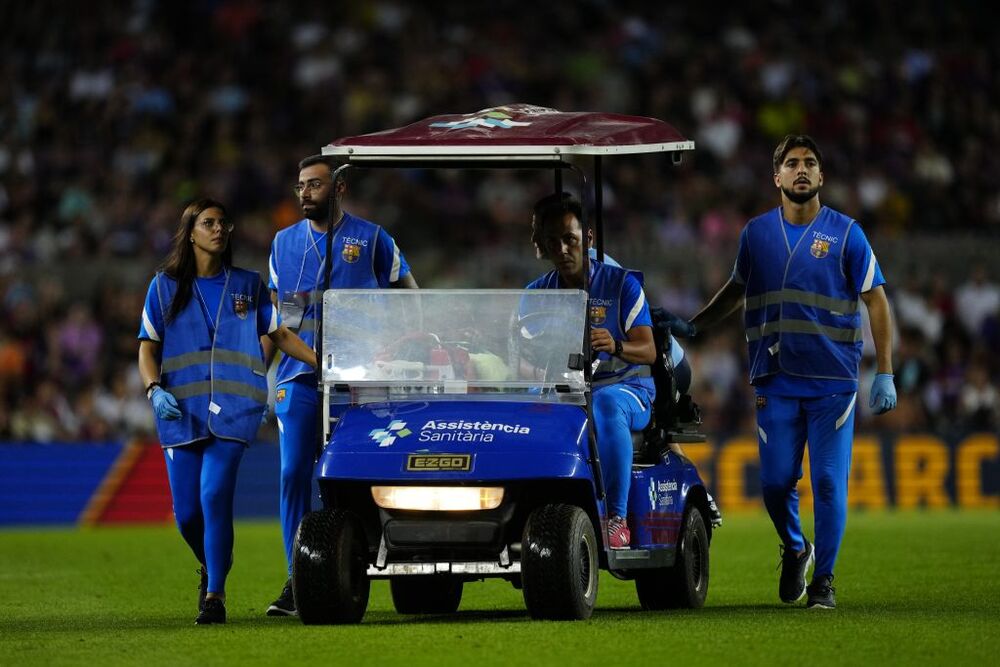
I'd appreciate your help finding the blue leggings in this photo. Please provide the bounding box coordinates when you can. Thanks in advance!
[163,437,245,595]
[593,384,652,517]
[756,392,856,577]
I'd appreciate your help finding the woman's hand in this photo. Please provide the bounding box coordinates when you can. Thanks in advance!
[150,387,182,420]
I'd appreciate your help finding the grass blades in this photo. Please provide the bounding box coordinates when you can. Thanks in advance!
[1,511,997,666]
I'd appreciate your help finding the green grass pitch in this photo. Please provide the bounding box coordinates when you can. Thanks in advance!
[1,511,997,666]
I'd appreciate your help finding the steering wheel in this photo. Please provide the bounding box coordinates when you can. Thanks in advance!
[510,310,584,380]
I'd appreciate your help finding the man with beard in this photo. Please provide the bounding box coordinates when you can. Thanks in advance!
[264,156,417,616]
[660,135,896,609]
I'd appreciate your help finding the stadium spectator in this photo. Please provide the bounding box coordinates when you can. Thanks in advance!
[54,303,104,386]
[661,135,897,610]
[893,272,944,344]
[954,264,1000,337]
[959,362,999,431]
[137,198,316,624]
[925,336,969,432]
[94,366,155,437]
[893,327,934,430]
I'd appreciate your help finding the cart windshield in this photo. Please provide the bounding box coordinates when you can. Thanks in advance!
[321,289,588,404]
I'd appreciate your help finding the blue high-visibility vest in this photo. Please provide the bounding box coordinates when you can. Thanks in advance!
[268,214,405,385]
[155,268,268,446]
[527,261,655,397]
[742,207,863,382]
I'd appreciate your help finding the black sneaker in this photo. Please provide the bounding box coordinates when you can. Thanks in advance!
[195,597,226,624]
[807,574,836,609]
[266,579,297,617]
[707,492,723,528]
[778,540,815,603]
[197,566,208,612]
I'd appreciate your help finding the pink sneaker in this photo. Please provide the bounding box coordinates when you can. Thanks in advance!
[607,515,631,549]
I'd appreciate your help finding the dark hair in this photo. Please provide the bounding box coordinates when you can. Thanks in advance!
[772,134,823,173]
[530,192,584,259]
[159,198,232,323]
[298,154,345,185]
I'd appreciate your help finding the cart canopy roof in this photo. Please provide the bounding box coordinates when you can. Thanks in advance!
[322,104,694,162]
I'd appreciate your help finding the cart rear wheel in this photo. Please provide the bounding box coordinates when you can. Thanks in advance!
[292,509,370,624]
[521,504,598,620]
[635,506,709,609]
[390,576,463,614]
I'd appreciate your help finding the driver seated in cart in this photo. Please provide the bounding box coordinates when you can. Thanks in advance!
[531,193,692,398]
[525,192,656,549]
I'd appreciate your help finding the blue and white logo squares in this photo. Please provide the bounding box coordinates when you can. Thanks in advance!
[369,420,412,447]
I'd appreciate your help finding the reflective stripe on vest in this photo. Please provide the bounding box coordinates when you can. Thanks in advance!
[592,365,652,388]
[744,288,859,315]
[170,379,269,404]
[161,349,266,376]
[745,319,862,343]
[594,355,654,377]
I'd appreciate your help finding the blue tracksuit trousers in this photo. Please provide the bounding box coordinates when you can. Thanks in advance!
[756,391,857,577]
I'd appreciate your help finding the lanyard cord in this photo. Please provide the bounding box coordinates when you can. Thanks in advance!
[292,215,345,294]
[293,228,326,295]
[192,267,230,337]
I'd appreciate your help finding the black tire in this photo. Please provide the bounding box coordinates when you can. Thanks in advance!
[390,576,463,614]
[292,509,370,624]
[635,506,709,610]
[521,504,598,620]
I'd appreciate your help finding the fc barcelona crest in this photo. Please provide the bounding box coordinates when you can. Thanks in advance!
[590,305,607,325]
[342,243,361,263]
[810,239,830,259]
[231,293,251,319]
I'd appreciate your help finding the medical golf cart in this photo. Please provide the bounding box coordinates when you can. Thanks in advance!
[291,105,717,623]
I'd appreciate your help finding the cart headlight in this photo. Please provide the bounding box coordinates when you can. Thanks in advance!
[371,486,504,511]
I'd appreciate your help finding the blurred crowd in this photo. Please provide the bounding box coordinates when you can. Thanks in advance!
[1,0,998,442]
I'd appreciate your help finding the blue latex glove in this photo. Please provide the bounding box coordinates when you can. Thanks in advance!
[151,386,182,420]
[651,307,697,339]
[869,373,897,415]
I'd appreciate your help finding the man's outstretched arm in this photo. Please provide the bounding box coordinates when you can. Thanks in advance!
[690,277,745,335]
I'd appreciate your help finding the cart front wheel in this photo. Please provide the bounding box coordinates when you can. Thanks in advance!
[292,509,370,624]
[521,504,598,620]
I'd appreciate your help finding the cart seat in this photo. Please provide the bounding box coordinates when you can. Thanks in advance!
[631,308,706,464]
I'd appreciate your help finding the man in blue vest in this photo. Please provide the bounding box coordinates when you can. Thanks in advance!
[527,193,657,549]
[531,194,691,395]
[662,135,897,609]
[265,156,418,616]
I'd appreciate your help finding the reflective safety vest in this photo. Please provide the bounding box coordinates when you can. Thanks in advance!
[269,214,388,385]
[743,207,863,383]
[155,268,268,446]
[528,262,654,397]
